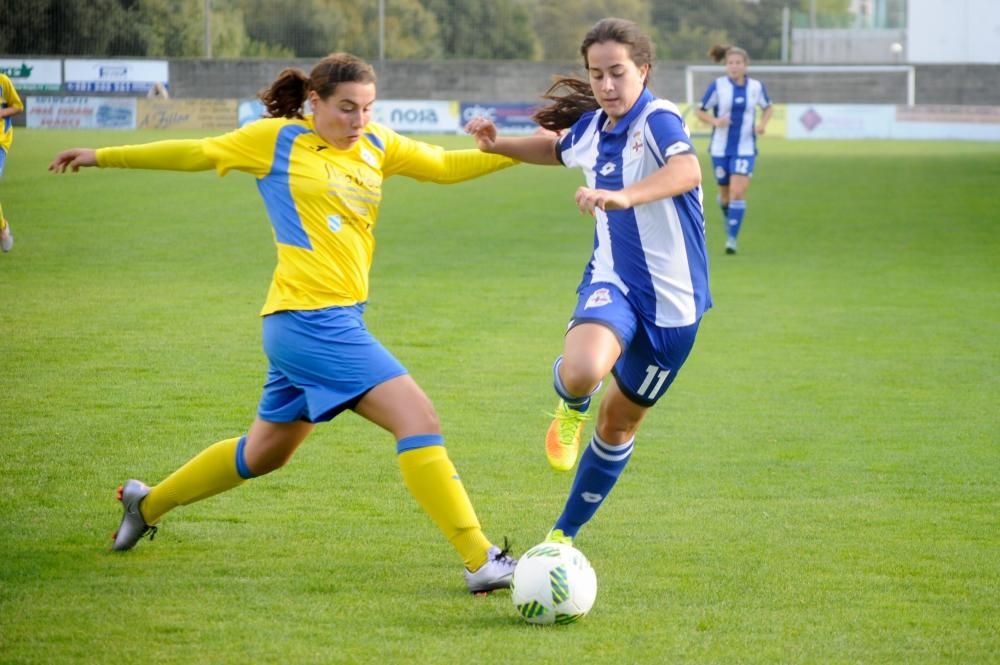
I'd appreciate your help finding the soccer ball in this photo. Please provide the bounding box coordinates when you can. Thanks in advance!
[511,542,597,625]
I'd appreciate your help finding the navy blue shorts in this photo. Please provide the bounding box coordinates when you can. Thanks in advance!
[569,282,700,407]
[258,305,407,423]
[711,155,756,185]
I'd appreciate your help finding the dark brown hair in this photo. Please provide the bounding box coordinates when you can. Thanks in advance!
[533,18,654,131]
[258,52,377,119]
[708,44,749,64]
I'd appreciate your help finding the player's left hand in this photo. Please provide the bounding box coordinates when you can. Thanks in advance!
[755,124,767,135]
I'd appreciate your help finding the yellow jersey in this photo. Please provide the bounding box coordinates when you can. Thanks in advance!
[0,74,24,153]
[96,116,515,315]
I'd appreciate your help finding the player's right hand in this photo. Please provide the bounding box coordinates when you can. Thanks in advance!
[464,117,498,152]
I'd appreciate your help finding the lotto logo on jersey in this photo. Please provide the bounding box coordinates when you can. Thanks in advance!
[665,141,690,158]
[584,288,612,309]
[599,162,616,176]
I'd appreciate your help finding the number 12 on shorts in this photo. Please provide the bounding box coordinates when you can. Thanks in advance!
[637,365,671,400]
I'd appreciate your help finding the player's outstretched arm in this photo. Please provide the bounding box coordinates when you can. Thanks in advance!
[465,117,560,166]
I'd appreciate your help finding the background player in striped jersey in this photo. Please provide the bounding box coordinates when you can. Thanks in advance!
[467,18,710,545]
[49,52,517,594]
[696,44,773,255]
[0,73,24,253]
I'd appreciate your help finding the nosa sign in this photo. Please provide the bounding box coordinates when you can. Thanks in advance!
[374,100,460,133]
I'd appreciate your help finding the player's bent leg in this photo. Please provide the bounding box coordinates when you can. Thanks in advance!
[355,375,514,593]
[113,420,313,552]
[546,324,621,472]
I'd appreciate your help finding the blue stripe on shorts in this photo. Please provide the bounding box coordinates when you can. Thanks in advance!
[257,304,407,423]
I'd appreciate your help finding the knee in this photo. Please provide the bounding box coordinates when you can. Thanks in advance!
[398,397,441,439]
[558,357,604,397]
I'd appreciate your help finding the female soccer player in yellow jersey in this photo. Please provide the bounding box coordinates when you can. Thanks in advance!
[0,73,24,252]
[49,52,517,594]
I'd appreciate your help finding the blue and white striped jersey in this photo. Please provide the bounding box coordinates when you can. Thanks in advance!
[557,89,711,328]
[699,76,771,157]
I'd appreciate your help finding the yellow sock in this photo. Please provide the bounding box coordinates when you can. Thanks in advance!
[398,445,491,571]
[0,201,7,231]
[140,437,246,525]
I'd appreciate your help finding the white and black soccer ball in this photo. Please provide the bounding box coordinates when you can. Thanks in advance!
[511,542,597,625]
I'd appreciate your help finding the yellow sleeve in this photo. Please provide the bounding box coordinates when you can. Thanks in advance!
[95,119,288,176]
[96,140,215,171]
[380,127,517,183]
[2,77,23,110]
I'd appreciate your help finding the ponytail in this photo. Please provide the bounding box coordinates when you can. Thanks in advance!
[709,44,749,64]
[259,68,309,119]
[532,76,599,132]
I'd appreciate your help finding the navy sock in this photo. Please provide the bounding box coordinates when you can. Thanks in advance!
[554,432,634,538]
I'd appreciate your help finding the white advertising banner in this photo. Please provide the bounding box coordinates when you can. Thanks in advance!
[892,105,1000,141]
[27,96,137,129]
[787,103,1000,141]
[0,59,62,91]
[373,100,460,133]
[64,59,169,93]
[787,104,896,139]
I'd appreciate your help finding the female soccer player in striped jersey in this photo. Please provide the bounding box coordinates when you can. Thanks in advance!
[49,52,517,594]
[695,44,773,255]
[466,18,710,545]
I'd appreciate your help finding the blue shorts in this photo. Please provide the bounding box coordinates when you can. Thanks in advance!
[0,148,6,178]
[258,305,407,423]
[711,155,756,186]
[569,282,700,407]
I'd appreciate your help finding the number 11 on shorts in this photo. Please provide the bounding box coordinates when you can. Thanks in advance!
[637,365,671,400]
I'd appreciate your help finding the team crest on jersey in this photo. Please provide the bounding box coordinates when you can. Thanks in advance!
[360,148,377,167]
[631,130,643,154]
[327,214,342,232]
[584,288,613,309]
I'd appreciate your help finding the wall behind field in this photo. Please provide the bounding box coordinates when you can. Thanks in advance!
[166,59,1000,106]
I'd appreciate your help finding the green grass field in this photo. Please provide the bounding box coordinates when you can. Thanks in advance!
[1,129,997,664]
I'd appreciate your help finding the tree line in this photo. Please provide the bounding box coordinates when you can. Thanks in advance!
[1,0,852,62]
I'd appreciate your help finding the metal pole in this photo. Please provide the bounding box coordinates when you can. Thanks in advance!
[781,6,790,63]
[204,0,212,58]
[378,0,385,67]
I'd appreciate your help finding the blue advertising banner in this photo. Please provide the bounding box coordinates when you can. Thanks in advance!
[460,102,540,133]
